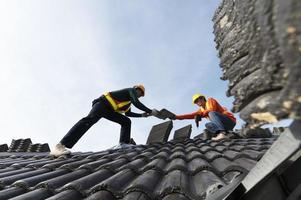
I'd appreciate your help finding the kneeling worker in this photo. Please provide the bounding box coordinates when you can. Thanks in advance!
[174,93,236,140]
[50,85,158,156]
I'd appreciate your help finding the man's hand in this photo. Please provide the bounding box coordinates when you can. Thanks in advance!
[150,109,160,117]
[141,112,150,118]
[194,114,202,128]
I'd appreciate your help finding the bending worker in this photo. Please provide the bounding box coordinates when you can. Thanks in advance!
[50,85,158,157]
[174,93,236,141]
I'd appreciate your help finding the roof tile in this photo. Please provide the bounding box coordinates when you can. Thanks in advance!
[85,190,116,200]
[0,136,276,199]
[61,168,112,193]
[9,188,52,200]
[0,187,27,199]
[46,189,83,200]
[122,191,151,200]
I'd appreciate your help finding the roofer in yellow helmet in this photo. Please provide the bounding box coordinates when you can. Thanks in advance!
[50,85,159,157]
[174,93,236,141]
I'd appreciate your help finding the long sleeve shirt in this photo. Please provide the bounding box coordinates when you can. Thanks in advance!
[176,97,236,122]
[106,88,152,116]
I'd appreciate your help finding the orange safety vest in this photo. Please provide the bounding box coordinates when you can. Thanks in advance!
[104,92,131,113]
[200,98,236,122]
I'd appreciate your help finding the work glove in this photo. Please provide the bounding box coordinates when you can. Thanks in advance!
[150,109,160,117]
[194,114,202,128]
[141,112,150,118]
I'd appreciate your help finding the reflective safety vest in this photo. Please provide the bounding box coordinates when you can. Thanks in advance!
[104,92,131,113]
[200,98,236,122]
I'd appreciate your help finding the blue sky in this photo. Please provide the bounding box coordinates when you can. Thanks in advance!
[0,0,248,152]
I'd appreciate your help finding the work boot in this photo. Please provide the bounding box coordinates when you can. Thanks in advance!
[50,143,71,157]
[129,138,136,145]
[211,132,229,141]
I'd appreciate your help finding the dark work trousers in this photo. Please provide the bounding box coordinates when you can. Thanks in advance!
[205,111,236,134]
[60,98,131,148]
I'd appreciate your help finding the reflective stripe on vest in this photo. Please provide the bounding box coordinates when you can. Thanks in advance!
[202,102,235,121]
[104,92,131,113]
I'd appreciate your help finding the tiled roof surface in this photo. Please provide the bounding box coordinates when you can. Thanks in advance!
[0,137,276,200]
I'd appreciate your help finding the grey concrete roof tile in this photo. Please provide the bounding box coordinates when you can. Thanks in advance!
[9,188,52,200]
[97,158,129,172]
[188,158,212,173]
[10,159,50,169]
[143,146,158,153]
[8,139,32,153]
[152,151,169,160]
[173,125,192,141]
[185,146,199,152]
[117,151,140,160]
[69,152,95,159]
[233,158,257,171]
[78,158,111,171]
[124,169,161,195]
[165,158,187,172]
[0,187,27,199]
[130,151,154,160]
[0,136,275,199]
[12,169,68,189]
[222,171,242,184]
[85,151,109,159]
[146,121,173,144]
[157,109,176,120]
[122,191,151,200]
[199,145,214,153]
[170,150,186,160]
[42,158,81,170]
[46,189,83,200]
[155,170,190,198]
[222,141,234,147]
[0,168,50,188]
[142,158,167,172]
[186,150,204,161]
[85,190,116,200]
[210,157,237,173]
[36,169,90,191]
[59,159,95,171]
[209,141,222,147]
[60,169,112,193]
[159,146,172,152]
[0,159,32,168]
[162,193,191,200]
[0,144,8,152]
[0,168,15,174]
[0,168,33,179]
[229,145,245,151]
[100,152,121,160]
[171,145,185,152]
[90,169,138,195]
[118,158,148,172]
[205,151,222,161]
[241,149,265,160]
[26,159,67,169]
[192,170,225,198]
[223,150,241,160]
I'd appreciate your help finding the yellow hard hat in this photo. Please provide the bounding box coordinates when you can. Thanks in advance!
[192,93,205,104]
[134,84,145,96]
